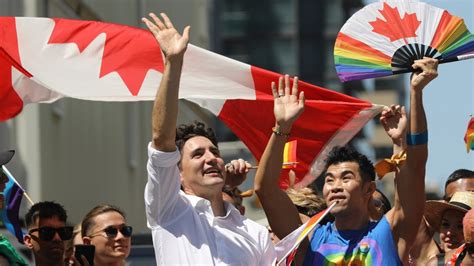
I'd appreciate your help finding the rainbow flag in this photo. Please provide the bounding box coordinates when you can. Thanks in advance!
[0,166,25,244]
[283,140,298,169]
[465,117,474,153]
[275,202,336,266]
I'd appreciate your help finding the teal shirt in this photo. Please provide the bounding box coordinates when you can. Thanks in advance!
[304,216,402,266]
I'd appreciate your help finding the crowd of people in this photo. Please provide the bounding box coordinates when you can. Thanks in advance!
[0,12,472,266]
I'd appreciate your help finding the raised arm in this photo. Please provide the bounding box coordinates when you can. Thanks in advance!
[380,104,407,156]
[254,75,305,260]
[386,57,438,261]
[142,13,190,151]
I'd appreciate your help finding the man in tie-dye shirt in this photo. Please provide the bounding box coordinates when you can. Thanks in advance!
[254,57,438,265]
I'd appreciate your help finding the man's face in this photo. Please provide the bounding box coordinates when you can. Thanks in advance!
[445,178,474,201]
[84,211,131,265]
[323,162,373,217]
[180,136,225,196]
[24,216,67,263]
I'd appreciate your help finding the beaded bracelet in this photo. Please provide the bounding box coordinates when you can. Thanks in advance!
[272,126,290,137]
[406,131,428,146]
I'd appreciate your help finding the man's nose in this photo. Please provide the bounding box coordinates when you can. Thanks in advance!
[52,231,62,241]
[204,151,217,163]
[330,179,343,192]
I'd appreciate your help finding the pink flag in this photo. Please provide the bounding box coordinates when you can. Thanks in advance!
[0,17,383,185]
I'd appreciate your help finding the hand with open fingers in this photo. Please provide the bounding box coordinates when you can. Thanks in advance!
[380,104,407,142]
[271,75,305,132]
[142,12,190,61]
[411,57,438,90]
[224,159,251,188]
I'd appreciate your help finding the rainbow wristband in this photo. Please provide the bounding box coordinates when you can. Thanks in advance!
[406,131,428,146]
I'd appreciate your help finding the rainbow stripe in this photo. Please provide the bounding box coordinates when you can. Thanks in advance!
[277,202,336,266]
[283,140,297,169]
[335,2,474,82]
[464,117,474,152]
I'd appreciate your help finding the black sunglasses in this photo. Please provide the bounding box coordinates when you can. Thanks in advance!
[29,226,73,241]
[91,225,133,238]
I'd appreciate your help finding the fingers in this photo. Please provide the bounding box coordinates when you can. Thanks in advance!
[298,91,305,108]
[274,75,299,98]
[271,81,278,99]
[284,74,291,96]
[182,25,191,41]
[225,159,250,174]
[278,76,284,96]
[149,13,166,31]
[160,13,174,29]
[142,17,158,33]
[292,76,299,96]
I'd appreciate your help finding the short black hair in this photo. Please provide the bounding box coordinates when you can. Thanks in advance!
[445,169,474,189]
[323,146,375,183]
[25,201,67,229]
[175,121,218,153]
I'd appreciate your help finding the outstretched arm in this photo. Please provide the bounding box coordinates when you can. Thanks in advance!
[143,13,190,151]
[254,75,305,263]
[386,57,438,261]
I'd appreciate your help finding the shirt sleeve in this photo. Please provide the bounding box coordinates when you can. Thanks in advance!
[144,143,189,228]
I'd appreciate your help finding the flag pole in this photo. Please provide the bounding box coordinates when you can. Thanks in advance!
[2,165,35,206]
[248,162,299,169]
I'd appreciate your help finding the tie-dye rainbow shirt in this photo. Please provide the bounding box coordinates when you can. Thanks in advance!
[303,216,402,266]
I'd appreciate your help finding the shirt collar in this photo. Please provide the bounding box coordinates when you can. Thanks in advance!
[182,192,241,218]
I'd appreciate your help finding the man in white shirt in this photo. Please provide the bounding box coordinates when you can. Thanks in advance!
[142,13,276,265]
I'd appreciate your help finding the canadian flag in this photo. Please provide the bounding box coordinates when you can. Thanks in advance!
[0,17,383,186]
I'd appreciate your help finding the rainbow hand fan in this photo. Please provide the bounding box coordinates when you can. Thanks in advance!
[335,0,474,82]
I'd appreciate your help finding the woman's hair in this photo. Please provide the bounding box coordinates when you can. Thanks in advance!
[286,187,327,217]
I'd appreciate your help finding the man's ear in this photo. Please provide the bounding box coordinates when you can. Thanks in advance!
[23,234,33,249]
[82,236,92,245]
[366,181,376,197]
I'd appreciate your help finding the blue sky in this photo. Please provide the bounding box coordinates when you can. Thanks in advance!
[364,0,474,193]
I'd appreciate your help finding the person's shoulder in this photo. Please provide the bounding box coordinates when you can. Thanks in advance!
[147,142,180,166]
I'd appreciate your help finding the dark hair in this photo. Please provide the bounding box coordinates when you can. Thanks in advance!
[25,201,67,229]
[81,204,126,237]
[445,169,474,189]
[324,146,375,182]
[374,188,391,214]
[175,121,218,153]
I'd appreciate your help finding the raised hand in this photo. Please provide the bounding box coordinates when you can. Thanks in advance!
[411,57,438,91]
[271,75,305,132]
[224,159,251,188]
[142,13,190,61]
[380,104,407,142]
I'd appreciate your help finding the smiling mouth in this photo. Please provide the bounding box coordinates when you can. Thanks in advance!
[203,168,222,176]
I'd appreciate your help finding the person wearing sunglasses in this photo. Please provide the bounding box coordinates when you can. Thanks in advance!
[81,204,131,266]
[23,201,72,266]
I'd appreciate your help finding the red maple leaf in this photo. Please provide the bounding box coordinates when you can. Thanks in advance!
[48,18,164,96]
[369,2,421,42]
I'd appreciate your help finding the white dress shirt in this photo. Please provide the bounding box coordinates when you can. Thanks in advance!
[145,143,276,265]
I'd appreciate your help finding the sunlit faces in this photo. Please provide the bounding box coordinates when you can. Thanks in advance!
[24,216,67,263]
[83,211,131,265]
[440,209,465,251]
[445,178,474,201]
[180,136,225,195]
[323,162,373,217]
